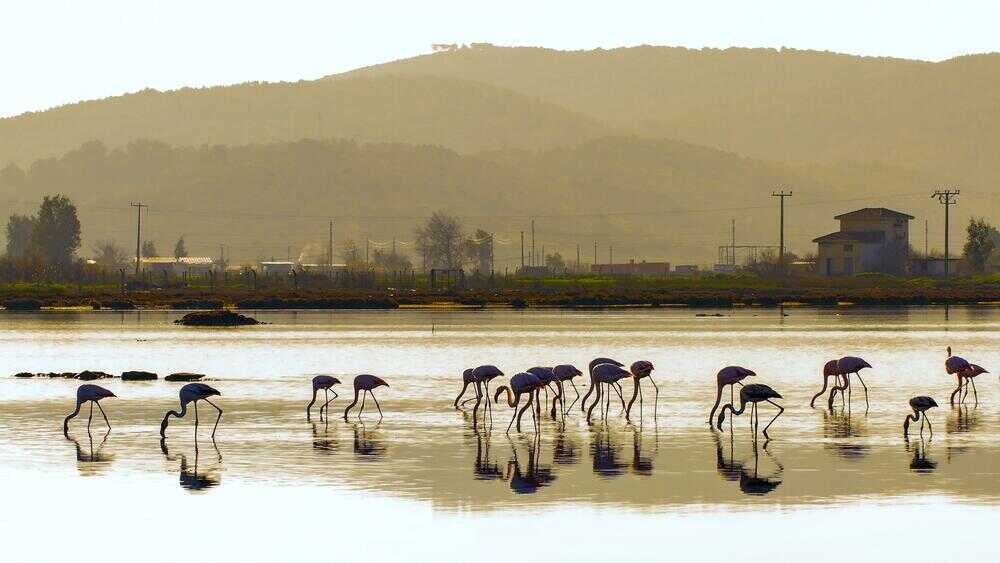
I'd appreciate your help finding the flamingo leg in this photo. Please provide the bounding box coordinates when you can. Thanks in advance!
[566,380,580,414]
[971,378,979,405]
[925,413,933,437]
[204,398,223,438]
[763,399,784,440]
[854,372,870,411]
[613,382,626,410]
[951,375,964,405]
[472,381,483,421]
[516,394,533,433]
[95,401,111,431]
[194,400,200,432]
[370,392,384,420]
[87,402,94,429]
[358,391,367,419]
[506,394,521,434]
[587,382,602,423]
[320,390,339,417]
[649,376,659,418]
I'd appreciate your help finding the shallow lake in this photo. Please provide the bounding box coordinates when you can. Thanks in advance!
[2,307,999,561]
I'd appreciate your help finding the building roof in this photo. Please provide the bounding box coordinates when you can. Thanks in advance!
[812,230,886,244]
[834,208,915,221]
[139,256,215,265]
[260,261,296,266]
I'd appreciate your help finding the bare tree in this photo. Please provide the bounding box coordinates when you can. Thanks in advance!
[415,211,465,270]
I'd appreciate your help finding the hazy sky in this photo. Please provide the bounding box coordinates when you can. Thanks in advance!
[3,0,997,118]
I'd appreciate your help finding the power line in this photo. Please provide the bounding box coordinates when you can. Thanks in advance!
[931,189,959,280]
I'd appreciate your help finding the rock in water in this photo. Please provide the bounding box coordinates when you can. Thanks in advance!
[4,298,42,311]
[121,370,158,381]
[175,310,258,326]
[165,372,206,382]
[13,372,35,378]
[77,370,113,381]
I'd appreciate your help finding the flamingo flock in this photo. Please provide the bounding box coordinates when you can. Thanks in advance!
[57,348,988,444]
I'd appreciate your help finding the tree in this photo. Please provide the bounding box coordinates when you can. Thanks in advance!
[963,218,997,273]
[415,212,465,270]
[339,239,365,270]
[141,240,158,257]
[93,240,128,268]
[31,194,81,266]
[173,236,188,259]
[372,249,413,272]
[463,229,493,273]
[6,213,37,258]
[545,252,566,274]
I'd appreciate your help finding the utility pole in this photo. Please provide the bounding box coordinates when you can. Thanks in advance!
[520,231,525,269]
[365,238,370,264]
[609,245,613,270]
[731,219,736,266]
[130,202,148,276]
[771,190,793,274]
[576,243,581,273]
[489,233,495,273]
[530,219,536,268]
[594,241,598,266]
[932,189,960,280]
[924,220,928,257]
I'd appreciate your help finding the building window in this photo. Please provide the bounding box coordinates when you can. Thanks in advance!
[844,257,854,274]
[843,244,854,252]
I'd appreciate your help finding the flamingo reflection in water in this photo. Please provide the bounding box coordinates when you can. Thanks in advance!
[311,422,338,453]
[67,429,114,476]
[905,435,937,473]
[160,437,222,492]
[472,429,504,481]
[590,427,627,478]
[505,434,555,494]
[714,432,783,495]
[352,422,387,459]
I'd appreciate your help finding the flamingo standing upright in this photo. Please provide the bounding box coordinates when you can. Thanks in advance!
[624,360,658,423]
[810,360,844,408]
[945,347,987,405]
[553,364,583,413]
[827,356,872,411]
[581,357,626,413]
[716,383,784,441]
[494,372,543,433]
[307,375,341,420]
[587,363,631,423]
[343,374,389,421]
[708,366,755,425]
[160,383,223,438]
[903,396,938,437]
[64,384,116,434]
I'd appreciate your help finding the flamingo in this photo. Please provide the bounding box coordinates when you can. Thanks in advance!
[957,364,989,405]
[903,396,938,437]
[343,374,389,421]
[708,366,755,425]
[470,365,504,421]
[553,364,583,413]
[716,383,784,441]
[587,363,631,423]
[946,347,986,405]
[581,357,626,413]
[454,368,478,408]
[64,384,116,434]
[160,383,223,438]
[307,375,341,420]
[494,372,543,433]
[624,360,658,423]
[810,360,844,408]
[827,356,872,411]
[526,366,559,419]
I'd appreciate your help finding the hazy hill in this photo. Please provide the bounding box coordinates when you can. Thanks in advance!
[0,137,951,264]
[0,75,612,166]
[339,45,1000,187]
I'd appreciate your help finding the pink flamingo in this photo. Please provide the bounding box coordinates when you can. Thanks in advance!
[494,372,544,433]
[810,360,844,408]
[827,356,872,411]
[64,384,116,434]
[716,383,784,441]
[708,366,755,425]
[955,364,989,405]
[946,347,988,405]
[470,365,504,421]
[553,364,583,413]
[454,368,477,408]
[625,360,658,423]
[587,363,632,423]
[343,374,389,421]
[307,375,341,420]
[526,366,559,419]
[903,396,938,437]
[581,357,626,413]
[160,383,223,438]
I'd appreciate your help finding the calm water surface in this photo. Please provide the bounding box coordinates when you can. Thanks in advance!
[2,307,999,561]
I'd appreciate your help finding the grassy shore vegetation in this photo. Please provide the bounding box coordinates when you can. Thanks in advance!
[1,272,997,310]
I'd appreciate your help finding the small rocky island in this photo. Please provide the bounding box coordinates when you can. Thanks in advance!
[175,310,259,326]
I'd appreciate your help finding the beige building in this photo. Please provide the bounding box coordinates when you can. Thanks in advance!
[813,208,913,276]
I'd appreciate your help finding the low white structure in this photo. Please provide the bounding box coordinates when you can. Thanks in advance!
[140,257,219,276]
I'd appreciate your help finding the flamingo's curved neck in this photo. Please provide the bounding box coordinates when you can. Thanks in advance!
[63,400,83,432]
[494,385,515,407]
[160,403,187,435]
